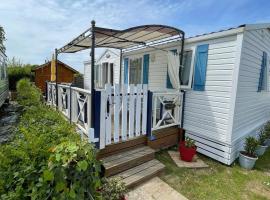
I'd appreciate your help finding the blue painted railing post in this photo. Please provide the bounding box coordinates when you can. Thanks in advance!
[93,90,101,149]
[147,91,155,140]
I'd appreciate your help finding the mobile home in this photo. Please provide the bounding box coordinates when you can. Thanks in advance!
[0,49,8,107]
[84,49,120,90]
[121,23,270,165]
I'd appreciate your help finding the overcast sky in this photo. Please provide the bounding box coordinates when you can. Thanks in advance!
[1,0,270,73]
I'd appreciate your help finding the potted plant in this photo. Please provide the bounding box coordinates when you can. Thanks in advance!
[239,136,259,170]
[263,122,270,146]
[255,129,268,156]
[179,137,197,162]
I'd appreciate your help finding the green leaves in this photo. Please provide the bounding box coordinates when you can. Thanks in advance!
[77,160,88,172]
[43,170,54,182]
[0,80,102,199]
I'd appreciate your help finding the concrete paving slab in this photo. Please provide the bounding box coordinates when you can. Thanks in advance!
[168,151,209,168]
[126,177,188,200]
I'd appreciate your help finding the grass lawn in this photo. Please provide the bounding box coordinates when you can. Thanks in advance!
[156,147,270,200]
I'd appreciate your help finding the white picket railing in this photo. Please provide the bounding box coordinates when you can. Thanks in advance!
[47,82,97,142]
[47,82,183,150]
[99,83,148,149]
[151,91,183,131]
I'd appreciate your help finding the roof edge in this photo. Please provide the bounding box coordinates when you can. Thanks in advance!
[33,60,79,73]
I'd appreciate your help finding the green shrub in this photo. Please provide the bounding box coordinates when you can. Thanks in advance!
[0,79,102,199]
[243,136,259,157]
[100,178,127,200]
[7,64,34,91]
[16,78,41,107]
[258,129,267,145]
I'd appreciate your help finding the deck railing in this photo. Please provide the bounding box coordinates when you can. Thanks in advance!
[151,91,183,131]
[47,82,97,142]
[46,82,183,149]
[97,83,148,149]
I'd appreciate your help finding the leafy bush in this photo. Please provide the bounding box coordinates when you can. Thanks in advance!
[243,136,259,157]
[100,178,127,200]
[7,59,35,91]
[0,79,102,199]
[16,78,41,107]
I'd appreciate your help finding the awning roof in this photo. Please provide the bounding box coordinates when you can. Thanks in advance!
[57,25,184,54]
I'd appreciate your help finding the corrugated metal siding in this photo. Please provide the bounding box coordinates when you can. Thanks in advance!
[232,28,270,142]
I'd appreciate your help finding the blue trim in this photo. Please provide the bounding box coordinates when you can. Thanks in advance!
[146,91,153,137]
[124,58,129,84]
[143,54,150,84]
[94,90,101,148]
[258,52,267,92]
[193,44,209,91]
[166,49,177,89]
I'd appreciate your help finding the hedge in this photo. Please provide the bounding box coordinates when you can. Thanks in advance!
[7,65,34,91]
[0,79,102,199]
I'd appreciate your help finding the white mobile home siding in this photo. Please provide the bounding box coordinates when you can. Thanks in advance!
[122,35,239,164]
[84,49,120,90]
[230,28,270,160]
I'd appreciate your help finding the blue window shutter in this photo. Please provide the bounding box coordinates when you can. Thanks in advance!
[166,49,177,89]
[193,44,209,91]
[124,58,129,84]
[143,54,149,84]
[258,52,267,92]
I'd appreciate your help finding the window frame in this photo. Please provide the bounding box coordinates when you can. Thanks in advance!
[128,55,144,85]
[261,54,269,92]
[181,47,195,90]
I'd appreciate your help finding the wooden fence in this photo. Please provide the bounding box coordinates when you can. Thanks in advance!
[46,82,183,149]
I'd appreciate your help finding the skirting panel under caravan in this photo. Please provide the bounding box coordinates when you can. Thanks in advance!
[186,121,266,165]
[186,131,233,165]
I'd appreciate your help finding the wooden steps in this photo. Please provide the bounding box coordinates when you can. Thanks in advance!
[112,159,165,188]
[101,146,165,188]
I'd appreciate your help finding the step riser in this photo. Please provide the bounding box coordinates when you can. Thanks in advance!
[126,168,164,188]
[105,152,155,177]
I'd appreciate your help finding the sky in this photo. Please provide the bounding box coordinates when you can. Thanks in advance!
[0,0,270,73]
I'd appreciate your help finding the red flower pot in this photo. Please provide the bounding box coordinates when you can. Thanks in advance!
[179,141,197,162]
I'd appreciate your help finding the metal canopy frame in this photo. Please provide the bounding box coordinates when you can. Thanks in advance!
[54,20,185,129]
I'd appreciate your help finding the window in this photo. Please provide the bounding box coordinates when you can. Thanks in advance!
[258,52,268,92]
[95,62,114,88]
[180,50,193,87]
[129,57,142,84]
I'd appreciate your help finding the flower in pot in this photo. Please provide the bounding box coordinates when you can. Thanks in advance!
[239,136,259,170]
[255,129,268,156]
[179,137,197,162]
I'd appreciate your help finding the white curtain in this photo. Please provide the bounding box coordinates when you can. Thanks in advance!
[167,51,180,89]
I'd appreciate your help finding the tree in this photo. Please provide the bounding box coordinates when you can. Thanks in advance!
[0,25,6,53]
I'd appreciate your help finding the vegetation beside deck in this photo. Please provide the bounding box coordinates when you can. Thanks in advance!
[0,79,102,199]
[156,148,270,200]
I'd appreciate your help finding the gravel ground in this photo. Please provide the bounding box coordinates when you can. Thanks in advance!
[0,101,22,143]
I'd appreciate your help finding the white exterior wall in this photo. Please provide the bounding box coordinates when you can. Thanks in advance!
[84,49,120,90]
[230,28,270,160]
[123,35,239,164]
